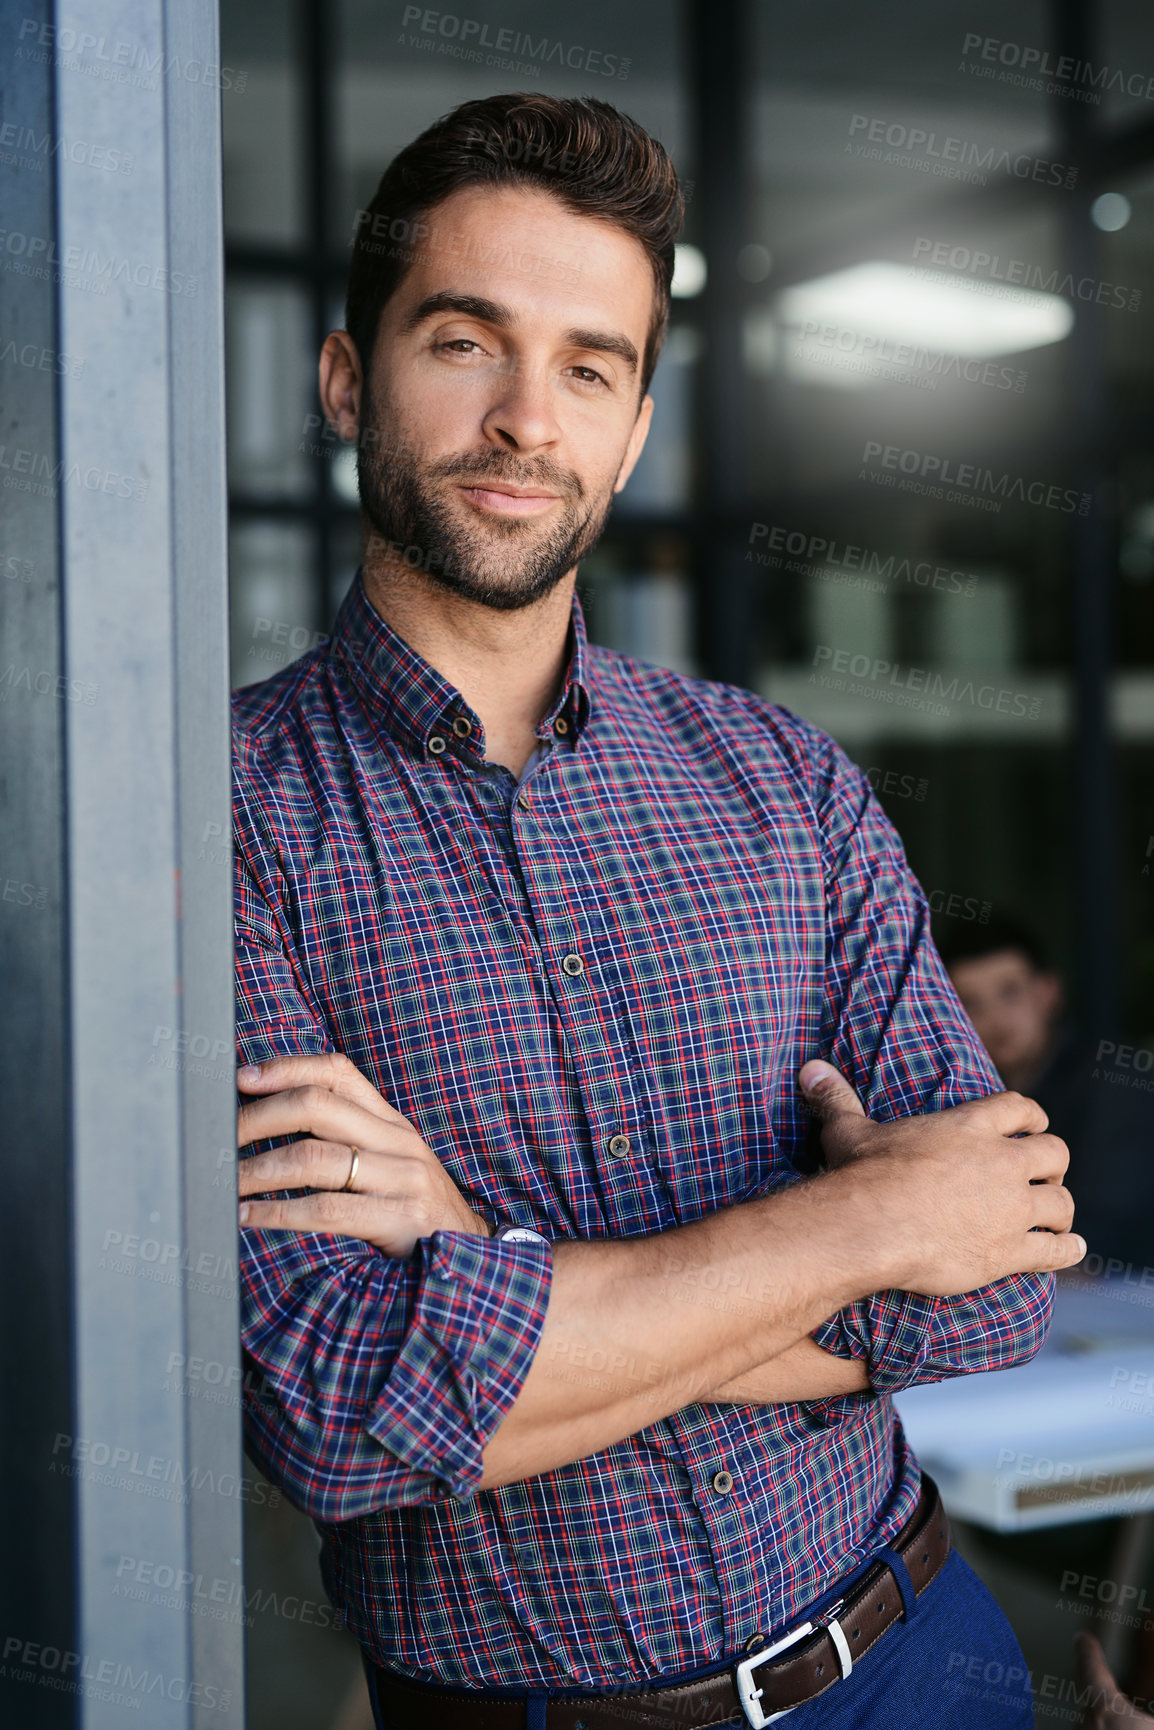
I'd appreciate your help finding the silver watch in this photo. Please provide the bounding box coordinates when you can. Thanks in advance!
[495,1224,550,1245]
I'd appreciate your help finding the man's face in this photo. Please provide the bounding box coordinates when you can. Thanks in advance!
[351,183,655,612]
[947,949,1061,1080]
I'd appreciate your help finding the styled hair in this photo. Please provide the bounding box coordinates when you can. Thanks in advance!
[345,92,684,402]
[937,912,1052,974]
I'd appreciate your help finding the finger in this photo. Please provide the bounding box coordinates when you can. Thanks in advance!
[237,1083,418,1156]
[1019,1130,1071,1182]
[969,1089,1049,1137]
[237,1051,412,1128]
[1027,1183,1075,1234]
[1014,1230,1086,1275]
[1073,1632,1126,1723]
[798,1061,867,1122]
[239,1187,440,1238]
[238,1138,369,1197]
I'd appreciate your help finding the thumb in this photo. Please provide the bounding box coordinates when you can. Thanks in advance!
[799,1060,868,1123]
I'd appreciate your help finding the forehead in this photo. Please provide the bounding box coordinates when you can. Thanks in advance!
[951,950,1034,990]
[393,183,655,333]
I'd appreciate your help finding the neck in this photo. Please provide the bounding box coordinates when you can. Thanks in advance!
[360,557,576,777]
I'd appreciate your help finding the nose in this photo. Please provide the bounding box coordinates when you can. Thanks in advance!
[479,357,562,457]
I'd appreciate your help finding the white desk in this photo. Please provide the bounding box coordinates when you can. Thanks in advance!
[894,1276,1154,1531]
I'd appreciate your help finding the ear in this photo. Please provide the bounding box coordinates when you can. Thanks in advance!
[1038,969,1063,1017]
[317,330,363,443]
[612,393,655,495]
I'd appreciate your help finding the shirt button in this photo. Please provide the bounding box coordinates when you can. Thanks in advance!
[452,717,472,738]
[517,792,531,810]
[561,953,585,977]
[607,1134,631,1159]
[744,1633,766,1654]
[712,1469,734,1495]
[553,716,569,735]
[428,735,447,755]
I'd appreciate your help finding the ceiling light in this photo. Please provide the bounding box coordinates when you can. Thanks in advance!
[671,244,707,298]
[765,260,1074,389]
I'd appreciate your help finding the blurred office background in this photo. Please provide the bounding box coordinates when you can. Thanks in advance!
[219,1,1154,1724]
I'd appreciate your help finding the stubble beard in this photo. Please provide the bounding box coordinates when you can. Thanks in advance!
[355,383,620,613]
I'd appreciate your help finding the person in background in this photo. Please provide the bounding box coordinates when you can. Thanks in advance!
[1077,1632,1154,1726]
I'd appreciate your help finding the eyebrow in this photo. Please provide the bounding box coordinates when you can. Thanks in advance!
[401,291,639,375]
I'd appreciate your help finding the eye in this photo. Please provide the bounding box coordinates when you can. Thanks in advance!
[433,338,484,355]
[569,364,608,387]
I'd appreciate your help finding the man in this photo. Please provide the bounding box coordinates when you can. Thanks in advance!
[937,914,1063,1097]
[232,93,1081,1728]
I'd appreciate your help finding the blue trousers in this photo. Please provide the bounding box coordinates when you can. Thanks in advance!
[366,1546,1032,1729]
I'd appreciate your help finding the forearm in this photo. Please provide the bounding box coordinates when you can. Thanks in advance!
[710,1335,870,1403]
[478,1169,879,1492]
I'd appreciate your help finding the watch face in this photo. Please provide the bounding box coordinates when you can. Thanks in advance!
[499,1226,548,1244]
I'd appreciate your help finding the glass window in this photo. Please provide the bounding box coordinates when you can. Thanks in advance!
[221,0,305,244]
[225,281,317,500]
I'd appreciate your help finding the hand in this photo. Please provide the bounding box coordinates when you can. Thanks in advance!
[1074,1632,1154,1725]
[796,1059,1085,1297]
[237,1051,492,1256]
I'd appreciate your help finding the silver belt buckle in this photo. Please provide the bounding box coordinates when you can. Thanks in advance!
[734,1598,852,1728]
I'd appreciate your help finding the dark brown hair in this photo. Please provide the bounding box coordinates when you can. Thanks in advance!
[345,92,684,402]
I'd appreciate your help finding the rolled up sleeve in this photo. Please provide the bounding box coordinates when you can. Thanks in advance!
[795,722,1054,1391]
[234,828,552,1520]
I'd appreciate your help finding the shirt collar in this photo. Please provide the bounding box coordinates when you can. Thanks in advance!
[327,567,592,765]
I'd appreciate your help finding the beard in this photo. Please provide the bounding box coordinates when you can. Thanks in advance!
[355,383,619,613]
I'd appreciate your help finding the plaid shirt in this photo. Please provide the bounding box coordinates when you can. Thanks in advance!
[233,568,1052,1690]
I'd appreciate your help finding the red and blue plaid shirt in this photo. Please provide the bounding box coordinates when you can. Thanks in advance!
[233,567,1052,1689]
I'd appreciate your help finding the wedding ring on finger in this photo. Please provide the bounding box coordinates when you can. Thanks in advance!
[342,1146,360,1192]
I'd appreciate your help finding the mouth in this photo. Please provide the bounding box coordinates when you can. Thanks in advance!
[456,483,560,517]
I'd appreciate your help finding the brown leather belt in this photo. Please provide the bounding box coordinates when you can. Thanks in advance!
[369,1475,950,1729]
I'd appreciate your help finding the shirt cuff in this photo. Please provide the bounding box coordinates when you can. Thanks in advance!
[365,1229,553,1500]
[810,1293,946,1395]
